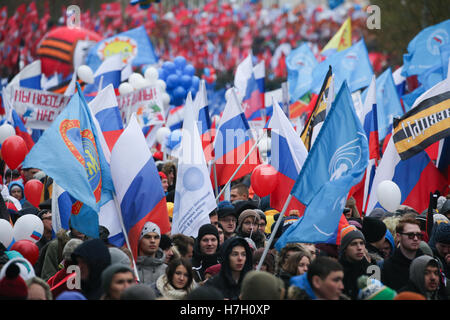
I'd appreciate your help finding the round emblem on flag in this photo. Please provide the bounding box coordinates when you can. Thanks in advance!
[183,167,204,192]
[427,29,448,55]
[97,36,138,64]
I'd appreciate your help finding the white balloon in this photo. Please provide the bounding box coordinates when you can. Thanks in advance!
[258,136,271,153]
[128,72,144,89]
[0,123,16,144]
[144,66,159,82]
[0,219,13,248]
[77,65,94,84]
[118,82,134,95]
[376,180,401,212]
[13,214,44,243]
[162,92,171,107]
[156,127,171,145]
[156,79,167,92]
[134,78,150,90]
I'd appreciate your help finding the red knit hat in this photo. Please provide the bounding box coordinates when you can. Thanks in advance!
[159,171,167,180]
[0,262,28,299]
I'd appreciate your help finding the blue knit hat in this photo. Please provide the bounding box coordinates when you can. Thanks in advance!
[434,222,450,245]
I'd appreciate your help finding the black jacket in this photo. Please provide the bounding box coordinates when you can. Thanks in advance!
[204,237,253,300]
[191,237,221,282]
[381,247,423,291]
[339,255,374,300]
[71,238,111,300]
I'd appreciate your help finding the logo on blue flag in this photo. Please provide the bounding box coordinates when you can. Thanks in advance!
[287,43,318,101]
[275,82,369,249]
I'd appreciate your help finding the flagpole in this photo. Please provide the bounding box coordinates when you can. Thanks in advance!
[213,161,219,198]
[215,133,264,202]
[112,195,141,283]
[256,194,293,271]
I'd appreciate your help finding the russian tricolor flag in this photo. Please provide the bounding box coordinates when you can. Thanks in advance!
[84,54,125,102]
[110,113,170,259]
[267,99,308,215]
[366,136,449,215]
[194,80,214,162]
[212,88,261,187]
[166,105,184,131]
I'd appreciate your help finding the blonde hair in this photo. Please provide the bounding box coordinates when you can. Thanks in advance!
[26,277,53,300]
[383,216,401,243]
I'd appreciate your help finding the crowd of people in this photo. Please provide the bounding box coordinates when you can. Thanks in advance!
[0,160,449,301]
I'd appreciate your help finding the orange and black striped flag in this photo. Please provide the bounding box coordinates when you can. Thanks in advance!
[300,66,333,151]
[393,89,450,160]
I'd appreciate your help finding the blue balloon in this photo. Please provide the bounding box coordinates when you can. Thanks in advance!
[166,129,182,150]
[162,61,176,74]
[191,75,200,89]
[174,56,187,70]
[173,86,187,100]
[189,86,198,98]
[166,74,179,89]
[183,64,195,76]
[180,75,192,90]
[158,68,167,81]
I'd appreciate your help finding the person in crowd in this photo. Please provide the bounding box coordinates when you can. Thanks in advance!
[71,238,111,300]
[235,209,265,249]
[204,264,221,281]
[345,197,360,219]
[428,222,450,278]
[362,216,387,263]
[136,222,167,285]
[382,216,424,291]
[161,161,177,193]
[21,167,41,183]
[191,224,221,283]
[288,256,346,300]
[153,258,197,300]
[36,209,53,251]
[217,201,238,241]
[252,247,275,274]
[8,180,24,203]
[100,264,135,300]
[172,233,194,260]
[255,209,267,238]
[279,249,312,291]
[209,208,219,228]
[275,243,306,278]
[160,234,177,264]
[398,255,448,300]
[159,171,169,193]
[26,276,52,300]
[120,284,156,300]
[338,225,376,300]
[204,237,253,300]
[217,222,225,246]
[230,183,250,202]
[240,270,285,300]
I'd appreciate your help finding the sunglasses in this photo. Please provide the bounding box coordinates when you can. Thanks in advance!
[400,232,423,240]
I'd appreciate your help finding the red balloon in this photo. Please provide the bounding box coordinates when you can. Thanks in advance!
[10,239,40,265]
[1,135,28,170]
[24,179,44,208]
[250,164,278,198]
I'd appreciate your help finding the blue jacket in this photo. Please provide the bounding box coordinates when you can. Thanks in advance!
[289,273,317,300]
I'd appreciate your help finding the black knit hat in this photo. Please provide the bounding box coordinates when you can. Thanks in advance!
[434,223,450,245]
[197,223,219,243]
[362,216,387,243]
[217,204,238,220]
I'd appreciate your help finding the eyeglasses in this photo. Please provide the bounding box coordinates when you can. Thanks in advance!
[400,232,423,240]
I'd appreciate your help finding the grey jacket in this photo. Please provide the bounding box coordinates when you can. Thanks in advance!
[136,248,167,285]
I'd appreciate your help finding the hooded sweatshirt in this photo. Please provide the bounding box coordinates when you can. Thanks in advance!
[191,224,221,282]
[204,237,253,300]
[399,255,447,300]
[71,238,111,300]
[136,248,167,285]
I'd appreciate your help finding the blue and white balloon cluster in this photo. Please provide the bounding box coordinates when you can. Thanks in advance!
[157,56,200,107]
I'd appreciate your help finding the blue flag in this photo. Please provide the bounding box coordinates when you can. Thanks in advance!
[86,26,158,72]
[311,39,373,94]
[286,43,318,101]
[22,84,115,238]
[361,67,404,143]
[402,19,450,77]
[275,82,369,249]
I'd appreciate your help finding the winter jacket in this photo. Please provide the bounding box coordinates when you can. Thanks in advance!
[398,255,447,300]
[71,238,111,300]
[381,247,423,291]
[191,236,221,282]
[339,255,375,300]
[152,274,198,300]
[136,248,167,285]
[204,237,253,300]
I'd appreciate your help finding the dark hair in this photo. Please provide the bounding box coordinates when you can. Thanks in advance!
[231,183,249,197]
[165,258,194,290]
[395,216,421,234]
[307,256,343,286]
[283,250,312,276]
[172,234,194,257]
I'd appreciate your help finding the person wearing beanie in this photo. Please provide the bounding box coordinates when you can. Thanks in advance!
[184,284,224,300]
[120,284,156,300]
[136,221,167,285]
[428,222,450,278]
[204,237,253,300]
[255,209,267,237]
[217,201,238,241]
[398,255,447,300]
[381,217,424,291]
[100,264,135,300]
[235,209,265,249]
[338,225,377,300]
[191,223,221,283]
[204,263,221,280]
[56,291,87,300]
[358,283,397,300]
[0,262,28,299]
[240,270,285,300]
[362,216,387,263]
[159,234,176,264]
[71,238,111,300]
[109,247,132,268]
